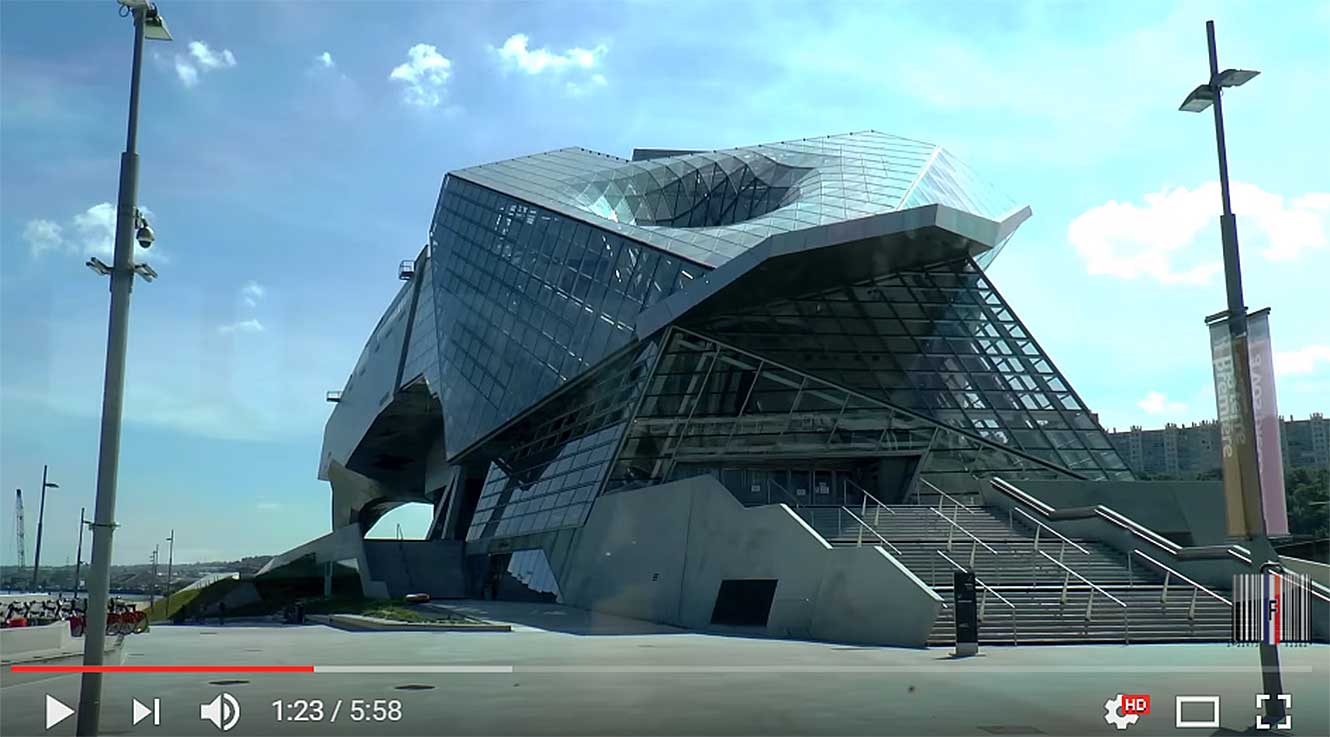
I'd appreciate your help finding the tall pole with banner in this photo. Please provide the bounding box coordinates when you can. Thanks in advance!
[1183,20,1285,725]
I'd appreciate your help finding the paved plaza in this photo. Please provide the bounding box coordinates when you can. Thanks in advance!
[3,600,1327,736]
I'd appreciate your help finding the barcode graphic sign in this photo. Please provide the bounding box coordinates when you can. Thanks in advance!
[1231,572,1312,644]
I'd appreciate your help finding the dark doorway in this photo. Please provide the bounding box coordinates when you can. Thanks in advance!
[710,579,778,626]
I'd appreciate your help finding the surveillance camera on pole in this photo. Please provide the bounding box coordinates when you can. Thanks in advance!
[78,2,171,734]
[134,209,154,249]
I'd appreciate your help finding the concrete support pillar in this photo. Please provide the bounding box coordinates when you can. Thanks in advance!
[323,562,332,598]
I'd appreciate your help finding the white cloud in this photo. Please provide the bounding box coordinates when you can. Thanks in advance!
[72,202,119,256]
[315,51,334,69]
[566,73,608,97]
[174,58,199,88]
[496,33,605,75]
[1274,344,1330,376]
[240,280,266,308]
[493,34,607,95]
[188,41,237,70]
[1252,191,1330,262]
[1069,181,1330,285]
[218,319,265,334]
[22,219,63,258]
[1137,390,1187,416]
[389,44,452,107]
[172,41,236,88]
[25,203,158,260]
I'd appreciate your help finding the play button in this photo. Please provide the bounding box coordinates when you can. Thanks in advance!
[45,694,74,730]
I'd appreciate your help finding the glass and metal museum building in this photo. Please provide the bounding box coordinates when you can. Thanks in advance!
[262,132,1286,646]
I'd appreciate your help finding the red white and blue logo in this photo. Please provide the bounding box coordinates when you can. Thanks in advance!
[1232,571,1313,645]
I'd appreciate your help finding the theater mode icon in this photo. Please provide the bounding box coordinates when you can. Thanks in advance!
[1175,696,1220,729]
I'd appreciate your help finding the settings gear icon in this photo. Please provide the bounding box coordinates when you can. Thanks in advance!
[1104,694,1140,731]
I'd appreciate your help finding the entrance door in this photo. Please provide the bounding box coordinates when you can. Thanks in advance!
[812,470,833,505]
[789,470,811,504]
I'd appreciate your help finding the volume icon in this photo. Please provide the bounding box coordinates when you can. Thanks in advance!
[200,693,240,732]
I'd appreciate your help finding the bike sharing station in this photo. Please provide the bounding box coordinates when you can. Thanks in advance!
[0,598,146,688]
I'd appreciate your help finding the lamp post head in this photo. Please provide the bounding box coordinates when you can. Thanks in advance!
[1180,69,1259,113]
[1179,84,1216,113]
[118,1,172,41]
[1217,68,1259,88]
[143,6,172,42]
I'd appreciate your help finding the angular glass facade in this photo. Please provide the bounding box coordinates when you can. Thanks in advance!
[400,250,442,395]
[429,177,701,458]
[467,339,660,541]
[607,329,938,493]
[453,132,1020,269]
[684,258,1132,481]
[326,131,1130,549]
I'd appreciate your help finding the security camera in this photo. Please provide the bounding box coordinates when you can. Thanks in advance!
[134,211,155,248]
[136,222,155,249]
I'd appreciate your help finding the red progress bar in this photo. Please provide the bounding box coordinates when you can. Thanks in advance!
[9,665,314,673]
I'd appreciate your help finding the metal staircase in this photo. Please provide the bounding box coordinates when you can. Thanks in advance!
[796,488,1237,645]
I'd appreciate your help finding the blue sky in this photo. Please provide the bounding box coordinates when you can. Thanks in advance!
[2,0,1327,565]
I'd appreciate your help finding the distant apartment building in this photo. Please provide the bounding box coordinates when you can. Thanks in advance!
[1108,413,1330,477]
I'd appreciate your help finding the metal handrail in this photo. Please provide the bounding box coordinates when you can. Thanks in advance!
[1297,576,1330,605]
[1037,549,1130,640]
[1037,550,1126,607]
[990,476,1251,565]
[769,477,802,508]
[1129,549,1231,605]
[921,478,978,514]
[846,477,896,516]
[1011,506,1090,555]
[928,508,999,555]
[842,507,902,555]
[937,551,1016,610]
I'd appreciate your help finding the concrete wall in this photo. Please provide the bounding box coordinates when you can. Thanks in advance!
[257,523,389,599]
[362,539,466,598]
[553,475,941,647]
[217,581,263,611]
[423,432,454,498]
[1007,479,1229,546]
[1,621,74,660]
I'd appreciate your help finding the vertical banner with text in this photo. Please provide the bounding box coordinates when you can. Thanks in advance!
[1209,318,1250,537]
[1208,309,1287,538]
[1247,309,1288,535]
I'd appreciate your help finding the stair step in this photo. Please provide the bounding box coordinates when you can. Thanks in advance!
[799,501,1240,645]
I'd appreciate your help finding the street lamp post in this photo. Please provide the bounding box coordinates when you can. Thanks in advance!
[1179,19,1284,725]
[150,546,159,610]
[30,465,60,590]
[73,507,88,597]
[164,530,175,618]
[77,2,171,735]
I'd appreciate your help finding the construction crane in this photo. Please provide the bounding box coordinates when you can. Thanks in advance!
[14,489,26,572]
